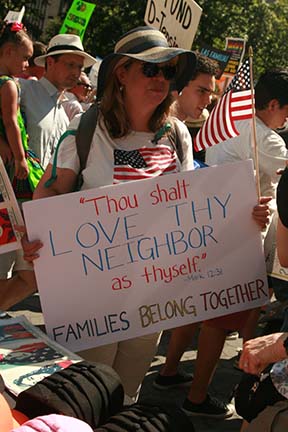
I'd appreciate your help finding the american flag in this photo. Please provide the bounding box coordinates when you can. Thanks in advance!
[194,58,254,152]
[113,146,177,183]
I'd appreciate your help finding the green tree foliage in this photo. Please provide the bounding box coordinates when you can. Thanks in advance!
[6,0,286,79]
[44,0,146,59]
[56,0,287,78]
[195,0,288,77]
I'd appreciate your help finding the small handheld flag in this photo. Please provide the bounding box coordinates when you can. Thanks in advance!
[194,58,254,152]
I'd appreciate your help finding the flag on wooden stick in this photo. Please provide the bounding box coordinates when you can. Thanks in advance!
[194,58,254,152]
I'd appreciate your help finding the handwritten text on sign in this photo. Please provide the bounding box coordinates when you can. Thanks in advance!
[144,0,202,49]
[23,160,268,352]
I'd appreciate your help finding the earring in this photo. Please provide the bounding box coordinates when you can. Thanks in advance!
[119,85,123,92]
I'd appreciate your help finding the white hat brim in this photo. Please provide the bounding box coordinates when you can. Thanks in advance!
[34,50,96,68]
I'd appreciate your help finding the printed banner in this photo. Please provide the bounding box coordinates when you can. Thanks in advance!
[144,0,202,49]
[199,45,231,79]
[60,0,96,40]
[0,316,81,396]
[0,157,24,253]
[23,160,269,352]
[223,37,246,77]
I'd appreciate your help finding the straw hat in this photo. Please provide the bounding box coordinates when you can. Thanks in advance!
[34,34,96,68]
[97,26,197,99]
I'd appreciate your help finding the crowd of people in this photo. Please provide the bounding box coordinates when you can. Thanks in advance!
[0,17,287,432]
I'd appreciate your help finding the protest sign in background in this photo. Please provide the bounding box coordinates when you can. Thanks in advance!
[4,6,25,24]
[60,0,96,40]
[223,37,246,77]
[199,45,231,79]
[144,0,202,49]
[23,160,268,352]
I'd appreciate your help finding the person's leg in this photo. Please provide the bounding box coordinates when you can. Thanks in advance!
[0,270,37,310]
[0,251,16,280]
[160,323,199,376]
[112,332,161,400]
[182,322,233,419]
[240,308,261,342]
[187,323,227,403]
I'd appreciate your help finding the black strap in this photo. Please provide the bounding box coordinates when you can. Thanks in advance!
[76,103,99,173]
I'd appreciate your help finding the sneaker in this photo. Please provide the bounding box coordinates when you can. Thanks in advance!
[182,394,234,419]
[153,372,193,390]
[226,331,239,340]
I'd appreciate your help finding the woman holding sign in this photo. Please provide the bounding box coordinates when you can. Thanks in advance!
[16,26,270,404]
[20,26,197,400]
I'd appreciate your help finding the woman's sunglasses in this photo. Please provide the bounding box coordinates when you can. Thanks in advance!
[141,62,177,81]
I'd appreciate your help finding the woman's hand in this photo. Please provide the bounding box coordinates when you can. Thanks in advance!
[14,158,29,180]
[252,196,272,229]
[15,225,43,262]
[239,333,287,375]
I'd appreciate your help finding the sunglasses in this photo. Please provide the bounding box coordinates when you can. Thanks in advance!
[141,62,177,81]
[77,82,92,90]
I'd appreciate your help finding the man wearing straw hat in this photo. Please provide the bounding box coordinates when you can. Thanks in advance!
[0,34,96,298]
[19,34,96,169]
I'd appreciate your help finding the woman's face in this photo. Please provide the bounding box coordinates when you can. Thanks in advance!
[117,60,175,113]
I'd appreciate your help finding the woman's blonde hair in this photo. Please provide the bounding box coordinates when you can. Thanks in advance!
[99,59,174,138]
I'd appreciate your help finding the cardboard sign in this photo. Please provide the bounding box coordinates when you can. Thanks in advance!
[0,157,24,253]
[60,0,96,40]
[23,160,268,352]
[199,45,231,79]
[4,6,25,24]
[0,316,81,396]
[144,0,202,49]
[223,37,246,77]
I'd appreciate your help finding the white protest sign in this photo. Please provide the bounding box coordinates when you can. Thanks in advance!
[144,0,202,49]
[23,160,268,352]
[4,6,25,23]
[0,157,24,253]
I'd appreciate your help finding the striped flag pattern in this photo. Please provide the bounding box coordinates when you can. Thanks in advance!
[194,58,254,152]
[113,146,177,183]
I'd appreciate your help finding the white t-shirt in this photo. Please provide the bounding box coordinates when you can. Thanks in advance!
[53,115,194,190]
[205,117,288,200]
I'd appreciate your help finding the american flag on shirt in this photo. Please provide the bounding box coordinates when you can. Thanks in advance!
[113,146,177,183]
[194,58,254,152]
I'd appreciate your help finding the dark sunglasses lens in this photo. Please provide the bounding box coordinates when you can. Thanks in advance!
[162,65,177,80]
[142,63,176,80]
[142,63,159,77]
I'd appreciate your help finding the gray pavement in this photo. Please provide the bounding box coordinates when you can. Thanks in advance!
[5,293,276,432]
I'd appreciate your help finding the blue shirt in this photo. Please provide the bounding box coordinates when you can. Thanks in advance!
[20,77,69,168]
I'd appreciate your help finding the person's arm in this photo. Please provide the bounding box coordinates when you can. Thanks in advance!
[33,163,77,199]
[20,165,77,262]
[0,135,13,164]
[1,80,28,179]
[239,332,288,375]
[258,132,288,179]
[276,218,288,267]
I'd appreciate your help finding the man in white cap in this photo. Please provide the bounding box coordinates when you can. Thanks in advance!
[19,34,96,168]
